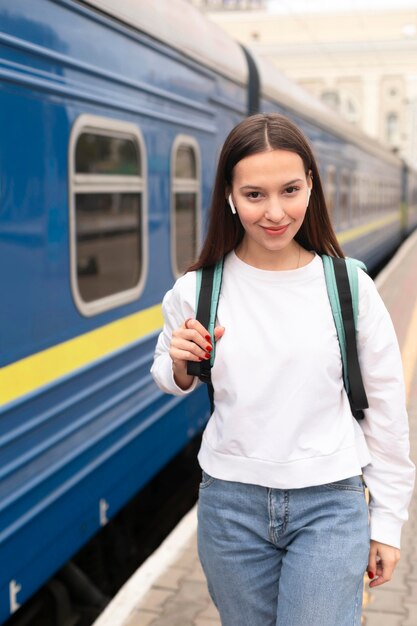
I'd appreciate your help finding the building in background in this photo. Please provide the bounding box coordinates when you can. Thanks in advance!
[189,0,417,167]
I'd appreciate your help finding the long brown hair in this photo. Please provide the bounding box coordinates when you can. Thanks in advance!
[189,113,344,271]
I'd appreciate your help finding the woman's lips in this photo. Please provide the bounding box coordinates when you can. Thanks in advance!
[261,224,290,236]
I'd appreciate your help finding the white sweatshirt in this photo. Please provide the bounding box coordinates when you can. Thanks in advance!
[151,251,415,549]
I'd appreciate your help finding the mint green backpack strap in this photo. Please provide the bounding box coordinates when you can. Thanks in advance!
[195,258,224,366]
[322,255,348,392]
[345,257,367,326]
[322,255,366,394]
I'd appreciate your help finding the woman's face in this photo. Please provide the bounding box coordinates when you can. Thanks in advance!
[231,149,312,258]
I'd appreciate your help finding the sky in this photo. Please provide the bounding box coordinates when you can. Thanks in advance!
[267,0,417,12]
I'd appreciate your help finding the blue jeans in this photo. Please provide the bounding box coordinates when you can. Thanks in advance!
[197,471,370,626]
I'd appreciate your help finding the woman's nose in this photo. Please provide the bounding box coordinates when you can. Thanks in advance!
[264,198,285,221]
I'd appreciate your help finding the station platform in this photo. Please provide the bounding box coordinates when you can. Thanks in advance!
[93,230,417,626]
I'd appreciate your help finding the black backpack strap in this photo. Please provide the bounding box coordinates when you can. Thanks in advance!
[187,266,215,412]
[331,257,369,420]
[186,260,224,413]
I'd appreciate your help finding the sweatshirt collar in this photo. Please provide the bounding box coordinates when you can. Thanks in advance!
[226,249,321,283]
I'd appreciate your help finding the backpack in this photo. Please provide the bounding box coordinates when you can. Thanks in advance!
[187,255,369,422]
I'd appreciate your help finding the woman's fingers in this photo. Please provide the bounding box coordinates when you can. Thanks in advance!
[368,541,401,587]
[183,319,226,344]
[214,325,225,341]
[181,318,213,350]
[170,318,212,363]
[184,318,212,341]
[171,337,211,361]
[170,319,225,365]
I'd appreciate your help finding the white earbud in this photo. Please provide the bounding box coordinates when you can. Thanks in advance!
[228,193,237,215]
[307,188,311,204]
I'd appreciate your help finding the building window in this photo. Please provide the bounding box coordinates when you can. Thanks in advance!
[342,95,360,124]
[320,91,340,111]
[386,112,400,146]
[171,136,201,277]
[69,115,146,316]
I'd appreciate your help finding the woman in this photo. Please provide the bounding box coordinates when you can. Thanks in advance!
[151,113,415,625]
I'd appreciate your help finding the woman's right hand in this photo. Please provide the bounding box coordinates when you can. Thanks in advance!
[169,318,225,390]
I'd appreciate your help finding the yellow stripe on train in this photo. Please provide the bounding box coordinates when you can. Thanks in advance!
[337,211,399,245]
[0,304,163,408]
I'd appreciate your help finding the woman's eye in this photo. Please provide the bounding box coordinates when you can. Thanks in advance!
[285,186,300,195]
[247,191,262,199]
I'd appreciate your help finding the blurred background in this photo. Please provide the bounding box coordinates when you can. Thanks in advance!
[189,0,417,166]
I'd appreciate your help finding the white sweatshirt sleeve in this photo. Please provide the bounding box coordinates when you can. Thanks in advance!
[357,269,415,549]
[151,273,200,396]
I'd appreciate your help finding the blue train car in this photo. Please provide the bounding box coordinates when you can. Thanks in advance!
[0,1,247,622]
[0,1,416,623]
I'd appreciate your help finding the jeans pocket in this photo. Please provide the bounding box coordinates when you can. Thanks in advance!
[323,475,365,492]
[199,469,216,490]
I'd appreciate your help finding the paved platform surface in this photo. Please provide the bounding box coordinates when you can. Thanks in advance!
[95,230,417,626]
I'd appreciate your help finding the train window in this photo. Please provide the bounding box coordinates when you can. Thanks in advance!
[175,145,196,179]
[171,136,201,277]
[372,180,377,212]
[76,134,140,175]
[368,179,374,215]
[325,166,336,220]
[339,170,350,228]
[362,176,369,219]
[379,182,384,211]
[385,184,389,211]
[69,115,147,316]
[373,180,378,214]
[352,174,359,221]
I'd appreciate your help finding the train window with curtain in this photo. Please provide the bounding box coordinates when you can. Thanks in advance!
[171,136,201,277]
[374,178,381,215]
[69,115,147,316]
[383,182,388,211]
[339,170,350,228]
[359,176,367,219]
[381,182,386,212]
[391,183,396,210]
[395,181,402,210]
[368,179,374,215]
[352,174,359,221]
[372,179,378,215]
